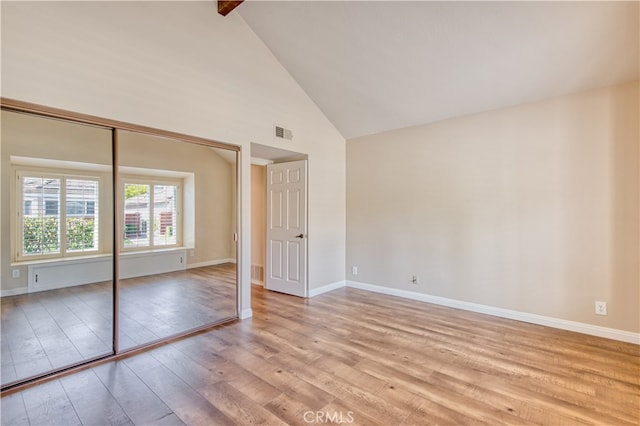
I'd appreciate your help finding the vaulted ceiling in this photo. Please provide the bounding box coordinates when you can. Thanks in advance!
[239,1,639,139]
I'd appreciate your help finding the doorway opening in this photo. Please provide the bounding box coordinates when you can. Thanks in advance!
[250,143,308,298]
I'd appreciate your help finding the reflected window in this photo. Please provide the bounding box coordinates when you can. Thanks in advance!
[18,172,100,259]
[123,178,181,250]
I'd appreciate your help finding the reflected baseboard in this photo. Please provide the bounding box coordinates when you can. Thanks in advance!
[0,258,236,297]
[187,258,236,269]
[1,287,27,297]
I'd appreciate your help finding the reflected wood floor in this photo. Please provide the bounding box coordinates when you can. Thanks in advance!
[1,264,236,386]
[2,285,639,425]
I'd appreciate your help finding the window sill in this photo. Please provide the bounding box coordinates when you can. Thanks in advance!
[119,247,188,259]
[12,253,108,267]
[12,247,189,267]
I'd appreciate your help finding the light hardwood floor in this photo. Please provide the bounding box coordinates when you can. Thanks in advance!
[1,285,638,425]
[1,264,236,387]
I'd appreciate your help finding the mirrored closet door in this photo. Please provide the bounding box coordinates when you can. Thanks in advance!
[1,101,239,391]
[116,130,238,351]
[1,110,114,386]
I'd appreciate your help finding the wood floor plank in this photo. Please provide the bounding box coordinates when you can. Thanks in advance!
[198,381,288,426]
[92,361,176,425]
[250,313,363,367]
[59,369,133,426]
[138,413,185,426]
[125,355,234,426]
[263,392,317,426]
[172,340,282,405]
[0,392,29,426]
[316,398,386,426]
[271,351,415,425]
[149,344,225,391]
[218,345,335,412]
[0,363,17,386]
[20,379,82,426]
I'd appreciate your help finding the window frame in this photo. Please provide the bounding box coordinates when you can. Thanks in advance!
[120,175,182,252]
[15,169,102,262]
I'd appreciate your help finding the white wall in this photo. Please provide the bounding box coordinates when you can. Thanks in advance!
[347,82,639,333]
[1,1,346,314]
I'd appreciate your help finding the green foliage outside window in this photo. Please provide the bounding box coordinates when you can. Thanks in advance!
[23,217,95,254]
[23,216,60,254]
[67,218,96,251]
[125,184,148,199]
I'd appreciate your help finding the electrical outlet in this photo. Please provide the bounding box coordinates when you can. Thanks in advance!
[352,266,358,275]
[412,275,419,285]
[12,269,20,278]
[595,301,607,316]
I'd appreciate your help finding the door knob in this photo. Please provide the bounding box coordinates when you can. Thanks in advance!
[295,234,305,239]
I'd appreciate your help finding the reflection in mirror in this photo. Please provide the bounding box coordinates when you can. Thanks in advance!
[117,131,237,350]
[1,110,114,386]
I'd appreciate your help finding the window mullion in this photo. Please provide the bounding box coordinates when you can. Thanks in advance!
[16,173,23,259]
[60,177,67,256]
[120,181,125,251]
[149,183,154,248]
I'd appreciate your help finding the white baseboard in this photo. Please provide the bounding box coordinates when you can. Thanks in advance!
[309,280,346,297]
[187,258,236,269]
[1,287,27,297]
[240,308,253,319]
[251,281,264,287]
[346,280,639,345]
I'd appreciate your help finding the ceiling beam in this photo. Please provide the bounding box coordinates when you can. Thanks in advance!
[218,0,244,17]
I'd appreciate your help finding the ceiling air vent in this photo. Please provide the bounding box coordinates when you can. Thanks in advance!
[274,125,293,141]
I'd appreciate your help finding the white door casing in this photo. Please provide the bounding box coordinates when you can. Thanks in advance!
[266,160,307,297]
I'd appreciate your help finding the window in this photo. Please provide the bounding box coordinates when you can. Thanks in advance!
[122,178,180,250]
[18,172,100,260]
[14,169,184,261]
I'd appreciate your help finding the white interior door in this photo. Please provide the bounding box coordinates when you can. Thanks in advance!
[266,160,307,297]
